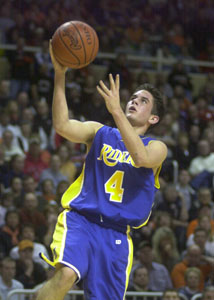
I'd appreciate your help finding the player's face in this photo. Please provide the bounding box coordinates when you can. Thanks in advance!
[125,90,158,126]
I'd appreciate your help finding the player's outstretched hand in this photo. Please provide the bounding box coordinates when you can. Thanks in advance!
[49,40,68,74]
[96,74,122,115]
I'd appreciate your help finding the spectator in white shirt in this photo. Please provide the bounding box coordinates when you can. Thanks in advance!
[0,257,24,300]
[189,140,214,176]
[189,140,214,189]
[1,130,24,162]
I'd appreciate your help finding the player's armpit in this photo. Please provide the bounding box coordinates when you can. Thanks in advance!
[55,120,103,144]
[140,140,168,168]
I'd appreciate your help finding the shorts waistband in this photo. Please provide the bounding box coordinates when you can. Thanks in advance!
[73,209,128,234]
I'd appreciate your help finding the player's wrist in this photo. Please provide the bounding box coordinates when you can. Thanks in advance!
[111,107,124,117]
[54,68,67,75]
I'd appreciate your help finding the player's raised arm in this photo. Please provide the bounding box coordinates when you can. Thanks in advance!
[97,74,167,168]
[49,41,102,145]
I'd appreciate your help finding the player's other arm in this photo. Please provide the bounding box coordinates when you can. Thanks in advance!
[50,41,103,145]
[97,74,167,168]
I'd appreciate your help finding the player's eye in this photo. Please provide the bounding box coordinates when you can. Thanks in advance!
[141,98,148,103]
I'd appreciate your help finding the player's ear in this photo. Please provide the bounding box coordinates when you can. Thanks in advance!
[149,115,159,125]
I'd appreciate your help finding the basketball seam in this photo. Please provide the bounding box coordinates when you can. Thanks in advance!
[58,27,80,65]
[71,21,87,65]
[89,27,96,63]
[53,50,80,66]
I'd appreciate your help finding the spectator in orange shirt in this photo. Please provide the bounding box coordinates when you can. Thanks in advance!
[125,17,144,50]
[186,205,214,238]
[169,23,186,55]
[171,244,212,291]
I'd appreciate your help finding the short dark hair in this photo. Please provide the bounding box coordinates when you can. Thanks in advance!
[138,240,152,251]
[133,266,148,278]
[134,83,165,124]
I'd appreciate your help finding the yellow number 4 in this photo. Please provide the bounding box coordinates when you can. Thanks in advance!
[105,171,124,203]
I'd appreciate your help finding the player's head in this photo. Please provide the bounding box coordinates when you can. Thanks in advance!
[135,83,165,122]
[126,83,165,128]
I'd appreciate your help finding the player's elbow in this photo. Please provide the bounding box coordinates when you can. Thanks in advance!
[53,122,61,133]
[134,156,159,168]
[133,156,151,168]
[53,121,66,136]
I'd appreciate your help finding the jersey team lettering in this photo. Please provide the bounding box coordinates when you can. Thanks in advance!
[97,143,138,167]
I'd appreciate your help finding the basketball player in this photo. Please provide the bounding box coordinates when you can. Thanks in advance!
[36,42,167,300]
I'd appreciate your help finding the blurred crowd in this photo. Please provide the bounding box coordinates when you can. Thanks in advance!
[0,0,214,61]
[0,0,214,300]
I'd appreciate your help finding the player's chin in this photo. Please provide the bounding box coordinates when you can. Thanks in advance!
[126,112,136,119]
[126,114,137,124]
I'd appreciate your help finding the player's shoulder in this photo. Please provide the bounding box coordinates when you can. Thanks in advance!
[141,135,166,146]
[87,123,117,136]
[149,139,168,152]
[146,139,168,160]
[144,135,166,146]
[149,139,167,148]
[84,122,105,149]
[83,121,104,132]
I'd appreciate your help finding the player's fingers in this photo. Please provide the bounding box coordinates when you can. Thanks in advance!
[96,85,108,98]
[99,80,110,95]
[49,40,55,61]
[49,40,53,54]
[116,74,120,90]
[109,74,115,90]
[49,40,68,71]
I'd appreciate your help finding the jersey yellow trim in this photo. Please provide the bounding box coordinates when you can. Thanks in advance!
[154,164,162,189]
[148,140,162,190]
[132,211,152,229]
[39,210,68,268]
[61,165,86,208]
[59,210,68,261]
[131,141,162,229]
[95,124,104,134]
[123,225,133,299]
[40,252,55,268]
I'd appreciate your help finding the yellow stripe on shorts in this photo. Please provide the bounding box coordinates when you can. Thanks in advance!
[123,225,133,300]
[40,210,68,268]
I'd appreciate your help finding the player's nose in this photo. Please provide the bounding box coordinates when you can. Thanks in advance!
[131,98,139,105]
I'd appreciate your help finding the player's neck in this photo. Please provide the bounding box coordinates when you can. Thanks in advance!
[133,125,149,136]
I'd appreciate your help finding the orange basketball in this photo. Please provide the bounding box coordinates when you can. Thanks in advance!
[52,21,99,69]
